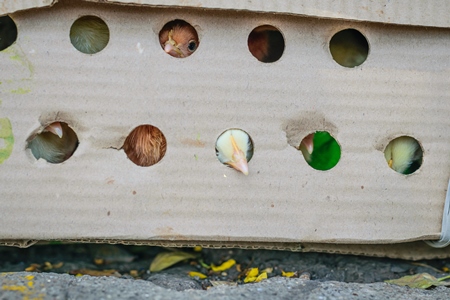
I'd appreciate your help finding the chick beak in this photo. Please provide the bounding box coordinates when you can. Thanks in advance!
[227,135,249,175]
[45,122,63,138]
[388,159,393,168]
[164,30,184,57]
[301,134,314,154]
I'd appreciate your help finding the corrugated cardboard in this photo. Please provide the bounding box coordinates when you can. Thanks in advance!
[2,0,450,28]
[1,0,449,259]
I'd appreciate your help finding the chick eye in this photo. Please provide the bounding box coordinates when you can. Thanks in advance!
[187,40,197,52]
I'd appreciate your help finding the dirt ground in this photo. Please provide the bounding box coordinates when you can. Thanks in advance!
[1,243,449,290]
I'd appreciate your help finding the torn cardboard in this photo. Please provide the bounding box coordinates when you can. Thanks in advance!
[0,0,449,259]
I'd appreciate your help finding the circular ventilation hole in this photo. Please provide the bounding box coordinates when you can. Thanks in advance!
[122,125,167,167]
[329,28,369,68]
[384,136,423,175]
[299,131,341,171]
[27,122,79,164]
[0,15,18,51]
[248,25,285,63]
[159,19,199,58]
[215,128,254,175]
[70,16,110,54]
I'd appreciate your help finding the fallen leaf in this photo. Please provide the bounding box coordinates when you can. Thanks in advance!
[236,264,242,272]
[188,271,207,279]
[244,268,259,283]
[198,259,210,269]
[211,259,236,272]
[52,262,64,269]
[25,264,41,272]
[255,272,268,283]
[282,270,297,278]
[261,267,273,274]
[150,251,196,272]
[385,273,450,289]
[129,270,139,278]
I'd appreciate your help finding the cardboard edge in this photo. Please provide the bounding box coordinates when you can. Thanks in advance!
[0,0,58,17]
[2,0,449,28]
[2,240,449,260]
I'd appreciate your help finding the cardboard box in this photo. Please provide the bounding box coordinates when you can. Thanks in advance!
[0,0,449,259]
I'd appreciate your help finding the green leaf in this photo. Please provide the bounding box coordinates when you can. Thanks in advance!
[385,273,450,289]
[150,251,196,272]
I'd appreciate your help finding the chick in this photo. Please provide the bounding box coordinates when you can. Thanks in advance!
[27,122,78,164]
[329,29,368,67]
[299,131,341,171]
[216,129,253,175]
[70,16,110,54]
[159,20,199,58]
[122,125,167,167]
[248,25,285,63]
[384,136,422,174]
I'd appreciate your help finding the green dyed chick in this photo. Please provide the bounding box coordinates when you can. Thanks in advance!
[384,136,422,175]
[300,131,341,171]
[70,16,109,54]
[27,122,78,164]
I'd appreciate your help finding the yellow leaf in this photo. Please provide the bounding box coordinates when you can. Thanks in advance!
[188,271,207,279]
[282,270,296,278]
[246,267,259,277]
[385,273,450,289]
[150,251,196,272]
[193,246,202,252]
[211,259,236,272]
[255,272,268,283]
[244,268,259,283]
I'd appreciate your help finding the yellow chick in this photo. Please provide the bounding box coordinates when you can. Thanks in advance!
[329,29,368,68]
[70,16,110,54]
[27,122,78,164]
[384,136,423,174]
[216,129,253,175]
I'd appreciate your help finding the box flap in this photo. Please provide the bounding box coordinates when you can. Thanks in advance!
[1,0,449,28]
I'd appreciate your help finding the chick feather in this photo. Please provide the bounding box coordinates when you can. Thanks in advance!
[70,16,110,54]
[122,125,167,167]
[300,131,341,171]
[248,25,284,62]
[159,20,199,58]
[384,136,422,175]
[27,122,78,164]
[216,129,253,175]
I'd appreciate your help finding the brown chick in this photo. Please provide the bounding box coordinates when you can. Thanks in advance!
[159,20,199,58]
[248,25,284,63]
[122,125,167,167]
